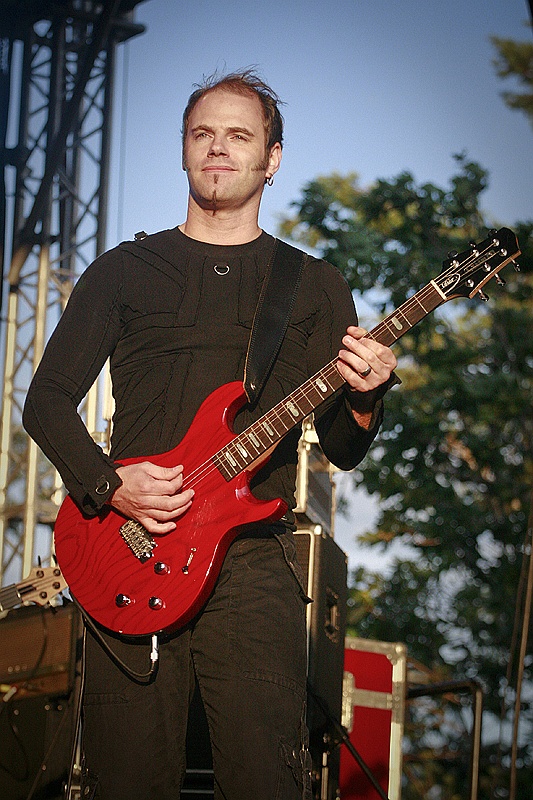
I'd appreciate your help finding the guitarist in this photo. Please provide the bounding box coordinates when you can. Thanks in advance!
[23,70,397,800]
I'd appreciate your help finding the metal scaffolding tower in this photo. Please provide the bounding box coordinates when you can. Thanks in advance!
[0,0,145,584]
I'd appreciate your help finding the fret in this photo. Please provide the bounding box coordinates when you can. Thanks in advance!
[246,430,262,451]
[370,285,444,347]
[235,441,250,460]
[214,448,240,481]
[224,441,248,472]
[266,406,293,437]
[411,292,435,314]
[258,419,276,440]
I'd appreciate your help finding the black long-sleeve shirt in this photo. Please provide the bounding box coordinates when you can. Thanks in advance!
[23,228,382,521]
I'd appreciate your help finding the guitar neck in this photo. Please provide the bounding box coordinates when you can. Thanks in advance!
[215,281,445,480]
[367,280,445,346]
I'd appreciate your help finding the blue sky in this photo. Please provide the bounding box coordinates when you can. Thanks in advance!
[109,0,532,245]
[108,0,532,571]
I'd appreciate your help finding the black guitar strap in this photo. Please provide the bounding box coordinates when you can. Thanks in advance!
[244,239,307,406]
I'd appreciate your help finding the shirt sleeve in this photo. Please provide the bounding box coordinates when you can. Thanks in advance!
[22,248,125,515]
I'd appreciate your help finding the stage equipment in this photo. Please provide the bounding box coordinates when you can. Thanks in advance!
[0,0,146,586]
[339,637,406,800]
[0,602,82,800]
[295,527,348,800]
[294,419,337,534]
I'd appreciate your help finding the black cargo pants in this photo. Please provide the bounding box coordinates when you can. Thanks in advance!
[80,527,312,800]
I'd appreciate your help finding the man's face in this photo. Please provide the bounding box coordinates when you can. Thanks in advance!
[182,88,281,215]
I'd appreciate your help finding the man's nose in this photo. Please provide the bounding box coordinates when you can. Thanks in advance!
[208,135,228,156]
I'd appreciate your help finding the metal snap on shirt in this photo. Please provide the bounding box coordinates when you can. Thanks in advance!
[95,476,110,495]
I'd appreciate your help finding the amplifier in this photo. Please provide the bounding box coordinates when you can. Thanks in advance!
[0,601,79,698]
[0,602,81,800]
[295,527,348,799]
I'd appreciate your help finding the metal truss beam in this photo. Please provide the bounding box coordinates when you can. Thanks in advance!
[0,0,145,584]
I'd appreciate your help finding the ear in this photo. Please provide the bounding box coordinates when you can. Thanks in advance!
[265,142,282,181]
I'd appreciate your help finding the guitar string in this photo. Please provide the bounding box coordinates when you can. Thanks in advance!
[180,237,511,495]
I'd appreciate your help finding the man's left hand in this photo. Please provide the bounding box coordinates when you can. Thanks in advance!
[337,325,397,392]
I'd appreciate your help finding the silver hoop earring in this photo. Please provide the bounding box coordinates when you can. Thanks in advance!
[266,176,274,187]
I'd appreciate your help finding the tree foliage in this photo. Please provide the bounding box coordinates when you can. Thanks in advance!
[491,31,533,126]
[281,158,532,797]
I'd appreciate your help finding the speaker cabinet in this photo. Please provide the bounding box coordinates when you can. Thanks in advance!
[295,527,348,799]
[0,603,81,800]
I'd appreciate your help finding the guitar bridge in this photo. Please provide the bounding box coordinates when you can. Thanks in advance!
[119,519,155,562]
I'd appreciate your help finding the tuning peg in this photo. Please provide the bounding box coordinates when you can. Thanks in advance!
[478,290,489,301]
[495,275,506,286]
[447,250,458,259]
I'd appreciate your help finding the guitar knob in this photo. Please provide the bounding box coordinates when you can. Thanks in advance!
[154,562,170,575]
[148,596,164,610]
[115,593,131,607]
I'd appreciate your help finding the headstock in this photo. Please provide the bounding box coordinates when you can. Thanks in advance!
[0,565,67,612]
[435,228,520,302]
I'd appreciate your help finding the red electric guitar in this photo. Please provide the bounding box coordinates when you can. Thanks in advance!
[0,565,67,613]
[53,228,520,636]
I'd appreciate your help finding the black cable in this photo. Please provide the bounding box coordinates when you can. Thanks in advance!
[71,596,160,683]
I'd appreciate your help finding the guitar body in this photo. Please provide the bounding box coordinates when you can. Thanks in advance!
[54,381,287,636]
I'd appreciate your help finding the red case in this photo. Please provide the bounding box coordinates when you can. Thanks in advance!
[339,637,406,800]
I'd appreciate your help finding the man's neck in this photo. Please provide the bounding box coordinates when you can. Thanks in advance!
[180,200,263,245]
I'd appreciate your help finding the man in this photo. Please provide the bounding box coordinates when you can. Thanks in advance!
[23,70,397,800]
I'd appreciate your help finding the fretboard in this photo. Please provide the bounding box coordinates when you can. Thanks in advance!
[214,281,445,480]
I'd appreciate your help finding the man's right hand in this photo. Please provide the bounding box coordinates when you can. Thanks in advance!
[110,462,194,534]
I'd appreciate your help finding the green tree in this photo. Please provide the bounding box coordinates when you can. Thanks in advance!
[491,32,533,125]
[281,159,533,798]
